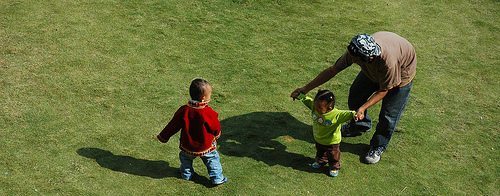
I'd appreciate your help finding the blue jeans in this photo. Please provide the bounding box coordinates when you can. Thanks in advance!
[348,72,412,149]
[179,150,225,184]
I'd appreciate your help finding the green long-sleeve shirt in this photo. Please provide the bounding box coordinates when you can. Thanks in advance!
[298,94,355,145]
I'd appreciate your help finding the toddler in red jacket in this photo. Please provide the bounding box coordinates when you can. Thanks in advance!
[157,78,227,185]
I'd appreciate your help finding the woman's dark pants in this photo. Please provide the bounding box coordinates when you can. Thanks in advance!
[347,72,413,149]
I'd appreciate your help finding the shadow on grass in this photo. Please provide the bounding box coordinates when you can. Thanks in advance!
[77,148,217,187]
[219,112,317,172]
[340,142,371,163]
[77,147,177,178]
[78,148,229,187]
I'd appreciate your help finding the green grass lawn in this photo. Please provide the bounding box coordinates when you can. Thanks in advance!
[1,0,498,195]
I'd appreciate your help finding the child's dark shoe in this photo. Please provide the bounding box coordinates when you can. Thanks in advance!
[310,162,322,169]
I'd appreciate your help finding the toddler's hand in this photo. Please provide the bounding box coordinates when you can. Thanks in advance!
[156,135,168,143]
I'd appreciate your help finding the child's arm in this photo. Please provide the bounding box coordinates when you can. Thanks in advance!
[204,110,222,138]
[336,110,357,124]
[297,93,314,110]
[157,108,183,143]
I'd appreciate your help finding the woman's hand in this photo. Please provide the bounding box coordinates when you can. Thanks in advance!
[354,109,365,121]
[354,90,388,121]
[290,87,306,100]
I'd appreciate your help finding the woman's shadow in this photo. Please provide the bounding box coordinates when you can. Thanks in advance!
[219,112,317,172]
[219,112,370,170]
[77,148,216,187]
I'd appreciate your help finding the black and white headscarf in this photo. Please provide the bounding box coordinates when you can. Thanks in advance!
[348,34,381,58]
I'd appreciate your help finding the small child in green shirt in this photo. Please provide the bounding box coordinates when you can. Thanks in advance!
[295,90,356,177]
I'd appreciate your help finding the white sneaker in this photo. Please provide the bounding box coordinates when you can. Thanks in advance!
[365,146,384,164]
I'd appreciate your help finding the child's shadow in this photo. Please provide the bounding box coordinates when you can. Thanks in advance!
[77,148,217,187]
[77,147,177,178]
[219,112,316,172]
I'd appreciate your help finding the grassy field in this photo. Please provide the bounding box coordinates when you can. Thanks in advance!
[1,0,498,195]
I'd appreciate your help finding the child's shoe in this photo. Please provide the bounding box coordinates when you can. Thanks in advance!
[310,162,322,169]
[329,169,339,177]
[213,177,228,186]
